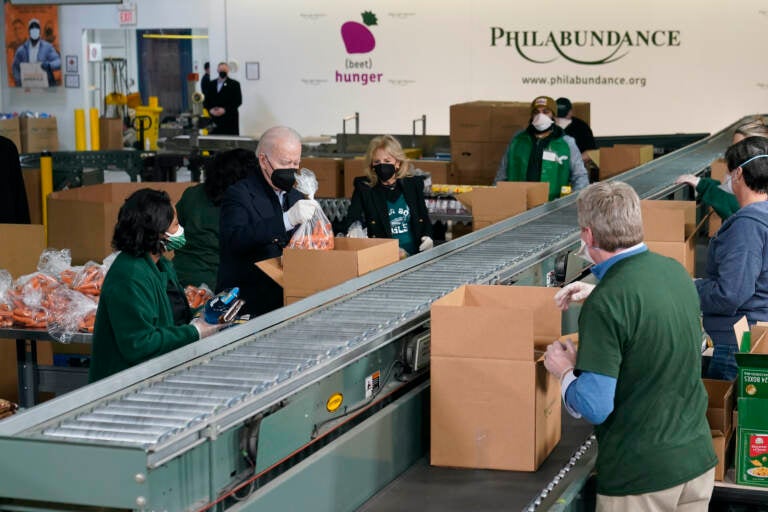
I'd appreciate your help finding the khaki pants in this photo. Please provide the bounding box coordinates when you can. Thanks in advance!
[597,467,715,512]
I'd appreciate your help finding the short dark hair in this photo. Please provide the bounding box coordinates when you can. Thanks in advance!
[112,188,174,256]
[204,149,253,205]
[726,136,768,194]
[204,61,210,71]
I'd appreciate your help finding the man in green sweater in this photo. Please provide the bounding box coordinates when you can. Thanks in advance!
[545,182,716,510]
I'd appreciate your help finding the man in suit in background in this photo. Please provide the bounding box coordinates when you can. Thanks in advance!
[203,62,242,135]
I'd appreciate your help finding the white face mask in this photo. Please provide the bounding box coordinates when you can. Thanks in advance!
[555,117,572,129]
[29,28,40,41]
[575,239,596,265]
[719,173,733,194]
[532,113,554,132]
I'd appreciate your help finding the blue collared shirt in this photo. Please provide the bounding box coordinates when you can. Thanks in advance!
[562,242,648,424]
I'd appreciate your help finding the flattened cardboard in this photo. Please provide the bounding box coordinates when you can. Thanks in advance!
[430,285,562,471]
[47,182,193,264]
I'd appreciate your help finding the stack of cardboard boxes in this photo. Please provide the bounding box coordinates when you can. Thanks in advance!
[0,116,58,154]
[641,199,704,276]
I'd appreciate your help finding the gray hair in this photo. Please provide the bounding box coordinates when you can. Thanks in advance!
[577,181,643,251]
[256,126,302,157]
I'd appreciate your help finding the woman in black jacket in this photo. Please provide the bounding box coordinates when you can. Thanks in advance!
[340,135,433,257]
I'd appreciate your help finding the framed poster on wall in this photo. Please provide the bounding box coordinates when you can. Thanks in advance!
[4,3,61,87]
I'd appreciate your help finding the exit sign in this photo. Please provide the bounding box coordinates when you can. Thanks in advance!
[118,5,136,26]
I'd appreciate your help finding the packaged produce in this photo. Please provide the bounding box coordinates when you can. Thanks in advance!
[185,284,213,310]
[37,248,72,278]
[288,168,334,251]
[47,287,98,341]
[0,270,12,328]
[71,262,105,297]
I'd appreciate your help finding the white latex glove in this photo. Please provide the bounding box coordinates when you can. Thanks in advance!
[191,317,224,339]
[286,199,318,226]
[554,282,596,311]
[418,236,434,252]
[544,339,578,381]
[399,248,408,260]
[675,174,700,187]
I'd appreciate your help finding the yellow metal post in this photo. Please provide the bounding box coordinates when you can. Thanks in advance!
[89,108,100,150]
[74,109,86,151]
[40,152,53,244]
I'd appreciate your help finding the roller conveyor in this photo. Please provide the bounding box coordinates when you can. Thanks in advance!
[0,120,746,511]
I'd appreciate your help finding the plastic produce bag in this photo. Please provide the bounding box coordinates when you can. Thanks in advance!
[47,287,97,342]
[346,221,368,239]
[185,283,213,310]
[37,248,72,278]
[288,168,335,251]
[71,262,105,297]
[0,270,12,327]
[8,272,59,328]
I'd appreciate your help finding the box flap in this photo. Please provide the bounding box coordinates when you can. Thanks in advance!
[255,257,284,287]
[734,316,750,351]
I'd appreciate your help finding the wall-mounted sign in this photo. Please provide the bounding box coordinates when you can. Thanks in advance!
[87,43,102,62]
[118,3,136,26]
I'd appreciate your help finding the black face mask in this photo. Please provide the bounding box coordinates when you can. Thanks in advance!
[372,163,397,182]
[271,168,297,192]
[219,71,227,79]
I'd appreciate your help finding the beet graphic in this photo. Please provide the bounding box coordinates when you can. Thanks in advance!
[341,11,377,54]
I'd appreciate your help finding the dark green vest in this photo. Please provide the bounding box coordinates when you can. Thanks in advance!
[506,133,571,200]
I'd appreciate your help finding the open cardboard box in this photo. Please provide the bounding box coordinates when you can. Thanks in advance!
[703,378,736,481]
[641,199,703,276]
[47,182,194,265]
[457,181,549,231]
[256,237,399,304]
[429,285,562,471]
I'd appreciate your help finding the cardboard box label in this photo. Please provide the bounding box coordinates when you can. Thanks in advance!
[740,368,768,399]
[737,430,768,486]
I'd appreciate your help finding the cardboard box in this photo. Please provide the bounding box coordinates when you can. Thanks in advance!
[22,168,42,224]
[450,101,530,143]
[99,117,123,151]
[47,182,193,264]
[704,379,735,436]
[20,117,58,153]
[457,181,549,230]
[430,285,562,471]
[302,157,344,198]
[411,159,451,185]
[598,144,654,180]
[0,117,22,152]
[572,102,591,126]
[257,237,399,303]
[641,199,701,276]
[343,158,368,198]
[450,140,508,185]
[735,398,768,487]
[708,158,729,237]
[711,429,734,482]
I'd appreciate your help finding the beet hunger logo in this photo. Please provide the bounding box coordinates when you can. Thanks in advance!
[336,11,383,86]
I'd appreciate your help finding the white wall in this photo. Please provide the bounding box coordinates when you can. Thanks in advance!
[1,0,766,149]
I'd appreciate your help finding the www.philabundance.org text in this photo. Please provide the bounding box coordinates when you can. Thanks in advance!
[522,74,647,87]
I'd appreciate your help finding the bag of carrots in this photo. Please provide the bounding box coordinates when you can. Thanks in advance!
[71,262,105,297]
[184,284,213,310]
[37,248,72,278]
[288,168,335,251]
[47,287,98,342]
[9,272,60,329]
[0,270,12,328]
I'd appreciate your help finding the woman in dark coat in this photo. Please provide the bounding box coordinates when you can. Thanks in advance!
[340,135,433,258]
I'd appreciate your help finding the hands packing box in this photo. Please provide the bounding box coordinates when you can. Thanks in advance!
[301,157,344,198]
[20,117,58,153]
[256,237,399,305]
[641,199,703,276]
[598,144,653,180]
[457,181,549,231]
[430,285,562,471]
[47,182,194,265]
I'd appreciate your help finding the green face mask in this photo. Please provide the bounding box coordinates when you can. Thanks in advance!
[164,225,186,251]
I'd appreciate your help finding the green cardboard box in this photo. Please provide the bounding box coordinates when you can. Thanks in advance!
[735,353,768,399]
[735,398,768,487]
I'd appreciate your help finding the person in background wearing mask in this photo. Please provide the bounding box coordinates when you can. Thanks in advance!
[339,135,433,259]
[547,181,716,511]
[217,126,319,317]
[675,116,768,221]
[89,189,224,383]
[200,61,211,97]
[555,97,599,182]
[12,18,61,87]
[174,148,253,289]
[495,96,589,201]
[696,136,768,381]
[203,61,242,135]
